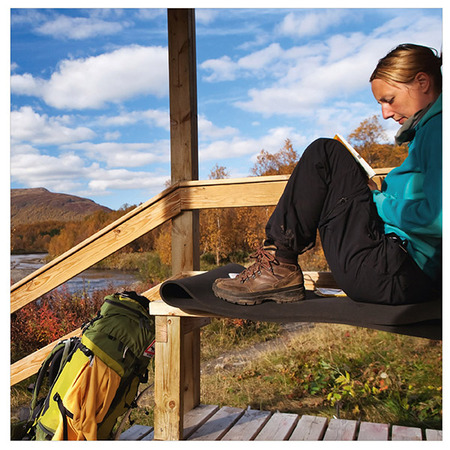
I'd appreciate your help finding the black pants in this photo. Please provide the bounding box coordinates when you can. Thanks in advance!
[266,138,434,305]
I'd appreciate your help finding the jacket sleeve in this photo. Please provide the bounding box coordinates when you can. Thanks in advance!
[372,121,442,237]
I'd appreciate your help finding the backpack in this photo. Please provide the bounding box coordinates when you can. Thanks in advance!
[24,291,155,441]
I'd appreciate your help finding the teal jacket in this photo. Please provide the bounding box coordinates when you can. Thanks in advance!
[372,94,442,281]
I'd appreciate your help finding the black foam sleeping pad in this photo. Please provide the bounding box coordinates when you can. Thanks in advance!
[159,264,441,340]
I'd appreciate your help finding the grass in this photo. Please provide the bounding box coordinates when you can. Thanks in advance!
[200,323,442,429]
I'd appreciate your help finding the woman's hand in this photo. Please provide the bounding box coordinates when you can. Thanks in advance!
[368,178,379,191]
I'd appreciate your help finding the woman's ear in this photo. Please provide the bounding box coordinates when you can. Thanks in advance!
[415,72,432,93]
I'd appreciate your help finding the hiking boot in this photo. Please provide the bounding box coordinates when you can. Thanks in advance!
[212,245,305,305]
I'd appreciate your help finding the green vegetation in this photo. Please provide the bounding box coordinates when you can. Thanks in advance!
[199,323,441,430]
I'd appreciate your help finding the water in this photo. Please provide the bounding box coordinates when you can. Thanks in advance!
[11,253,140,295]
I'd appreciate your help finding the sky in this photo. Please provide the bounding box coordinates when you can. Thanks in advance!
[9,5,443,210]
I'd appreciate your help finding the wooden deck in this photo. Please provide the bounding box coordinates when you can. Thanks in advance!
[119,404,442,441]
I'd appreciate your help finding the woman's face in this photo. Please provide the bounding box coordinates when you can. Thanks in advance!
[371,74,435,125]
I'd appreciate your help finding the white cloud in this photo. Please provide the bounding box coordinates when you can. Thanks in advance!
[87,168,169,193]
[35,15,126,40]
[98,109,169,130]
[199,126,308,163]
[277,10,351,39]
[104,131,121,140]
[10,106,95,145]
[198,115,238,140]
[61,141,170,168]
[201,55,238,82]
[233,13,442,118]
[11,45,169,110]
[10,147,93,193]
[195,9,220,25]
[10,144,169,197]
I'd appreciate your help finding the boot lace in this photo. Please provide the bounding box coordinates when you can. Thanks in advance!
[238,246,279,282]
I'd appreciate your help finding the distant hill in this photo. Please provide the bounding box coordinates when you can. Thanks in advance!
[11,188,112,226]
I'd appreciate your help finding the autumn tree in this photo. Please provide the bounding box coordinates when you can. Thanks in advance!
[200,165,238,265]
[251,139,299,176]
[348,115,408,167]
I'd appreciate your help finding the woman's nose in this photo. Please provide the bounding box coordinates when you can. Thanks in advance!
[381,104,394,120]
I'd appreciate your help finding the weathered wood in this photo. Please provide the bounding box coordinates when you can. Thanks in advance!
[188,406,245,440]
[114,405,442,441]
[141,430,155,441]
[168,8,198,185]
[323,418,358,440]
[166,10,201,432]
[221,409,271,441]
[289,415,328,440]
[391,425,423,440]
[425,429,442,440]
[182,327,201,413]
[254,412,298,440]
[118,424,153,440]
[357,421,389,440]
[154,316,184,440]
[172,211,200,274]
[150,299,220,317]
[183,404,220,439]
[179,179,287,209]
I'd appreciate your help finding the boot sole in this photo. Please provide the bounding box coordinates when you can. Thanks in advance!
[212,283,306,306]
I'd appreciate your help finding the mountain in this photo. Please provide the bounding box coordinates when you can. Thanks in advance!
[11,188,112,226]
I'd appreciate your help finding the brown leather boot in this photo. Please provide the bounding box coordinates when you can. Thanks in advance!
[212,245,305,305]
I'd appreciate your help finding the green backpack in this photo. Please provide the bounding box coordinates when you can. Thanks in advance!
[25,291,155,441]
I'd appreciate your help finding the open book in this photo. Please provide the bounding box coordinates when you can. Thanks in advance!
[334,134,376,179]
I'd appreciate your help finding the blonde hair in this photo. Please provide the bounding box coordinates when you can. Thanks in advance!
[370,44,442,92]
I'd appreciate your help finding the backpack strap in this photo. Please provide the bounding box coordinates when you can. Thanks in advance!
[53,393,74,441]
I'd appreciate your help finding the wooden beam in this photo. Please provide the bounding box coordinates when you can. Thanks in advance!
[154,316,184,440]
[168,8,198,185]
[153,9,201,440]
[168,8,200,274]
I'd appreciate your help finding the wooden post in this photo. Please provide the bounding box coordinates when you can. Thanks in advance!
[153,9,200,440]
[154,316,183,440]
[168,8,199,274]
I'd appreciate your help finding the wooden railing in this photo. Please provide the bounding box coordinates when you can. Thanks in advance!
[10,169,391,385]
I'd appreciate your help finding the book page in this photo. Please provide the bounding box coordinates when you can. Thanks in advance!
[334,134,376,178]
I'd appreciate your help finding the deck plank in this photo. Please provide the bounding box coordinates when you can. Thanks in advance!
[357,422,389,440]
[188,406,245,441]
[118,424,153,440]
[425,429,442,440]
[289,415,328,440]
[221,409,271,441]
[323,418,358,440]
[183,404,220,439]
[254,412,298,440]
[119,405,442,441]
[391,425,422,440]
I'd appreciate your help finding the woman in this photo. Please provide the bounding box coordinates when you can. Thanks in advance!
[213,43,442,306]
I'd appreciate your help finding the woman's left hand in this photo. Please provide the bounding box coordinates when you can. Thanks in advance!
[368,178,379,191]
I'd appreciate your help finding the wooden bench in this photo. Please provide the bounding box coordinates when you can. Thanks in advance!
[143,271,441,441]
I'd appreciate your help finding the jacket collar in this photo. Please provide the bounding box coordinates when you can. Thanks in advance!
[395,94,442,145]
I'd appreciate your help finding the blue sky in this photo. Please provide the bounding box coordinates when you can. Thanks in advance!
[9,5,443,210]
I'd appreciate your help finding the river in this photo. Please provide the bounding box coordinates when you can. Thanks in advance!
[10,253,140,295]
